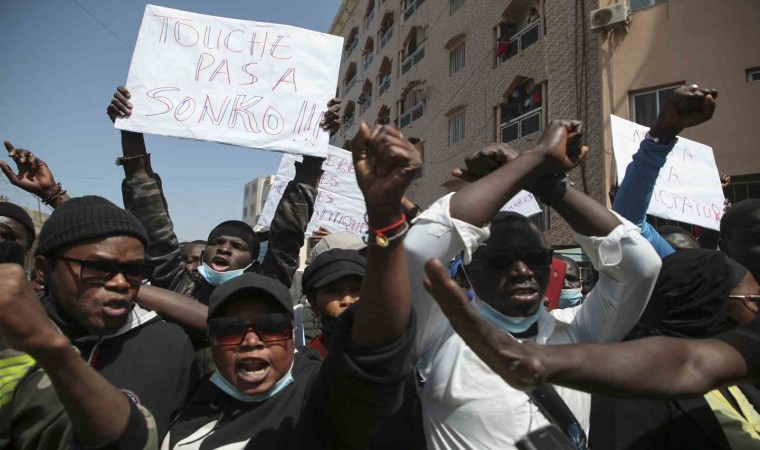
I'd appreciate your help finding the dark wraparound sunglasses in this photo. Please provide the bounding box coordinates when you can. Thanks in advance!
[55,256,153,287]
[208,314,293,346]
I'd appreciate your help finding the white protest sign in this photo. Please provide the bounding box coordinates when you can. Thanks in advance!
[501,190,542,217]
[258,146,368,237]
[116,5,343,156]
[611,115,725,230]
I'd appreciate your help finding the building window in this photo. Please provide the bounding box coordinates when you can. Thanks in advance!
[363,37,375,71]
[364,0,376,29]
[499,79,543,144]
[403,0,425,21]
[629,0,666,11]
[343,62,358,93]
[448,111,465,145]
[449,43,465,75]
[243,206,248,218]
[359,80,373,115]
[450,0,465,15]
[496,17,541,64]
[378,57,392,97]
[630,84,679,127]
[724,173,760,205]
[379,13,394,49]
[747,67,760,82]
[401,27,426,75]
[399,83,425,129]
[345,27,359,56]
[342,101,357,133]
[531,200,550,231]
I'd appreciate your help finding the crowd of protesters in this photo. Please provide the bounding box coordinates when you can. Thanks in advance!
[0,43,758,450]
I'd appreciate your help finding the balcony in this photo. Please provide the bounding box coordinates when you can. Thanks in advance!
[380,28,393,49]
[363,53,375,71]
[359,96,372,115]
[379,76,391,96]
[401,43,425,75]
[404,0,426,20]
[344,114,356,131]
[500,107,542,143]
[399,102,424,128]
[499,21,541,64]
[345,38,358,57]
[345,76,358,94]
[365,9,375,29]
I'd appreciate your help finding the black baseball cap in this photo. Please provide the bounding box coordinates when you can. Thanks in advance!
[302,248,366,295]
[208,273,292,320]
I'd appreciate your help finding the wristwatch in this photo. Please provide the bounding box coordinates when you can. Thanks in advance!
[115,154,149,166]
[645,131,678,145]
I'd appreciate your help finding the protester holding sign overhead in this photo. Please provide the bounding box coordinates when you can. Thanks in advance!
[403,120,661,449]
[160,123,419,449]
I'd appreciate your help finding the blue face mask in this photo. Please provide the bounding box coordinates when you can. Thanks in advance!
[197,261,252,286]
[473,298,543,334]
[558,288,584,309]
[210,368,294,403]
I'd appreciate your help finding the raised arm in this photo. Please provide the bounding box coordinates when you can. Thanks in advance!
[110,87,187,291]
[422,258,754,399]
[136,285,208,335]
[349,123,420,346]
[612,84,718,257]
[0,141,70,208]
[0,264,155,448]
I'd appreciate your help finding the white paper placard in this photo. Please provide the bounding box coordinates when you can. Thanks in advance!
[611,115,725,230]
[500,190,542,217]
[258,146,368,237]
[116,5,343,156]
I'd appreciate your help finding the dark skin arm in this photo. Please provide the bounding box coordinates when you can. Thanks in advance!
[107,86,154,179]
[0,141,70,208]
[449,120,590,227]
[349,123,421,347]
[136,285,208,335]
[422,258,753,399]
[0,264,133,446]
[648,84,718,143]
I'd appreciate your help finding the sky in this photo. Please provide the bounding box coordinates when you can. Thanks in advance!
[0,0,341,241]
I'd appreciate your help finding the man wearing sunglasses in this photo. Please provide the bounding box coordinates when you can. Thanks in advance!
[404,120,661,450]
[0,195,199,447]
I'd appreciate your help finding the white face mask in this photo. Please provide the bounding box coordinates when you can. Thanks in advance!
[197,261,253,286]
[558,288,584,308]
[473,298,543,334]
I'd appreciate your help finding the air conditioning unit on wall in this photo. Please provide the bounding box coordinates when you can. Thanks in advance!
[590,4,631,32]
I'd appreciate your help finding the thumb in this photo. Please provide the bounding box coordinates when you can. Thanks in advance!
[0,161,19,186]
[350,122,371,167]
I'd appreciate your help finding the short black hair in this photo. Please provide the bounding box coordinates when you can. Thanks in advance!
[657,225,695,238]
[721,199,760,238]
[487,212,547,250]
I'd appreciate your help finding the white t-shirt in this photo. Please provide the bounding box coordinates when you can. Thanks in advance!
[405,194,661,450]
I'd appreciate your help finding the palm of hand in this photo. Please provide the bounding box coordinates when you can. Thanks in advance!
[18,165,55,196]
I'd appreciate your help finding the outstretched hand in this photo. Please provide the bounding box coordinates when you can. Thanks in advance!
[451,143,520,183]
[651,84,717,141]
[351,123,422,221]
[107,86,133,123]
[0,141,62,199]
[320,98,342,136]
[533,119,589,174]
[423,258,546,391]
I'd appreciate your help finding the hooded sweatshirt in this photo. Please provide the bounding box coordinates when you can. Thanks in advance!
[0,295,199,449]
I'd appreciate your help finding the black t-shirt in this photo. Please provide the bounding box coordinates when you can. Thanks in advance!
[163,308,414,449]
[715,314,760,379]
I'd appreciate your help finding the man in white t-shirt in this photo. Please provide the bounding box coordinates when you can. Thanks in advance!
[405,120,661,449]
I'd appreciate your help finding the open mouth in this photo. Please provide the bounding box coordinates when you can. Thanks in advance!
[236,358,271,384]
[211,256,230,272]
[102,299,132,317]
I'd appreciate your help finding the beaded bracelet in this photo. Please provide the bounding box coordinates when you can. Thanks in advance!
[42,183,66,206]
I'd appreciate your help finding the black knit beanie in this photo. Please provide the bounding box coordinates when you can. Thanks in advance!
[207,220,259,259]
[0,202,35,247]
[35,196,149,256]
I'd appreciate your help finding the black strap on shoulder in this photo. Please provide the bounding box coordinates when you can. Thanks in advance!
[527,383,588,450]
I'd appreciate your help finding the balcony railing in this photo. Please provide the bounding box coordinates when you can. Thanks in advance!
[346,38,358,56]
[380,27,393,49]
[344,114,356,131]
[399,102,424,128]
[379,76,391,96]
[345,76,358,94]
[359,95,372,115]
[499,20,541,63]
[363,53,375,71]
[401,43,425,75]
[500,107,542,143]
[404,0,426,20]
[365,9,375,29]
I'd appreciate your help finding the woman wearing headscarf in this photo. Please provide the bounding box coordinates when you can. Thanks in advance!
[590,249,760,450]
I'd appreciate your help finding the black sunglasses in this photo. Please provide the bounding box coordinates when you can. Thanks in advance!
[208,314,293,346]
[55,256,153,287]
[478,249,554,270]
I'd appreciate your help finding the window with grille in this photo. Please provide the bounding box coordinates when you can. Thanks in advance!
[449,43,465,75]
[629,0,666,11]
[630,84,679,127]
[448,111,465,145]
[450,0,465,15]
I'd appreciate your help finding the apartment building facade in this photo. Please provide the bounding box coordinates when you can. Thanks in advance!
[329,0,605,246]
[242,175,275,227]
